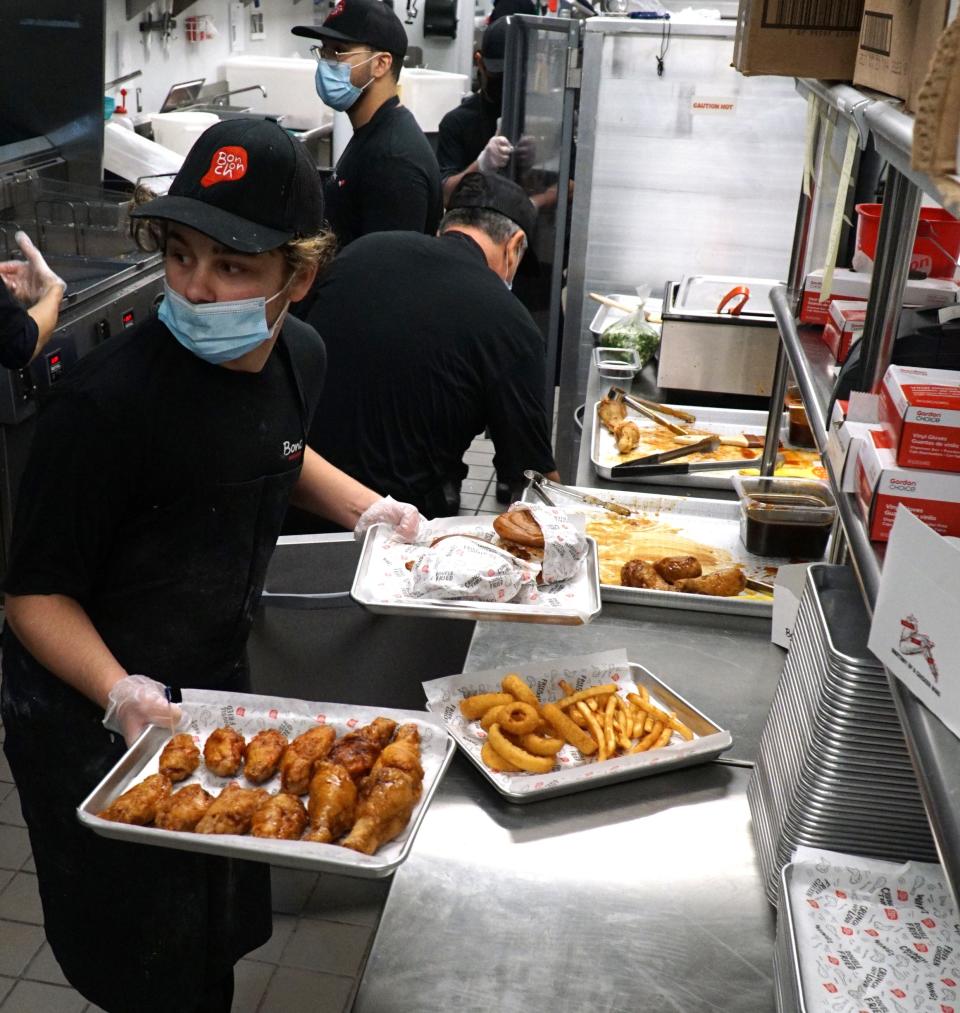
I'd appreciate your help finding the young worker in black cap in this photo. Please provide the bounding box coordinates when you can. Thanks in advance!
[1,117,422,1013]
[437,17,513,205]
[292,0,441,248]
[283,171,560,531]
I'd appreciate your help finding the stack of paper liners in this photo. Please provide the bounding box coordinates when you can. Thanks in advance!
[912,14,960,177]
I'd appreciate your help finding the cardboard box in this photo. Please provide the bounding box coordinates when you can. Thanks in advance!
[879,364,960,472]
[821,299,868,362]
[826,398,878,492]
[869,507,960,736]
[734,0,864,78]
[855,427,960,540]
[800,268,959,325]
[853,0,951,108]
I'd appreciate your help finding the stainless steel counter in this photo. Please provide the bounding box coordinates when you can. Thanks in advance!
[354,605,784,1012]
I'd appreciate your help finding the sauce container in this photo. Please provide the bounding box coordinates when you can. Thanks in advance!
[733,475,836,559]
[785,385,816,448]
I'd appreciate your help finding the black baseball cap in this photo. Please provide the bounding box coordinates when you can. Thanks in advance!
[130,118,323,254]
[448,172,537,241]
[489,0,537,24]
[293,0,407,61]
[480,17,509,73]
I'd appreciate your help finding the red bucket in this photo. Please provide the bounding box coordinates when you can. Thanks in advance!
[854,203,960,279]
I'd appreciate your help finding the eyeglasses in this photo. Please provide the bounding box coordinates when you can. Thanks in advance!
[309,44,374,64]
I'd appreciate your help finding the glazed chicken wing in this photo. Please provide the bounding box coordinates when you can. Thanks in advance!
[653,555,702,584]
[98,773,172,826]
[328,717,398,782]
[675,566,746,597]
[158,733,200,783]
[620,559,674,591]
[597,397,627,429]
[203,727,245,778]
[341,725,424,856]
[244,729,288,785]
[154,783,213,832]
[280,725,337,795]
[251,793,307,840]
[304,762,357,844]
[195,784,268,835]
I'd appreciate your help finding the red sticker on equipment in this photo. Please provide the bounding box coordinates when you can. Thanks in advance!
[200,146,248,187]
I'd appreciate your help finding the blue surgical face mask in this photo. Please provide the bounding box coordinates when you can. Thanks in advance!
[314,54,377,112]
[158,278,291,365]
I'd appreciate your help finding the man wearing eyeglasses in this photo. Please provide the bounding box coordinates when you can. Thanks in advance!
[293,0,441,253]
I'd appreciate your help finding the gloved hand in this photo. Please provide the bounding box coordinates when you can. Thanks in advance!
[103,674,182,747]
[477,134,513,174]
[354,495,425,543]
[0,231,65,306]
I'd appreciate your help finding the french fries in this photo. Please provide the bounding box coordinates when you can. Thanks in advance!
[460,673,694,776]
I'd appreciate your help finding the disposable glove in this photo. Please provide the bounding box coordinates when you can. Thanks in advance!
[0,231,65,305]
[354,495,425,543]
[477,134,513,174]
[103,674,182,747]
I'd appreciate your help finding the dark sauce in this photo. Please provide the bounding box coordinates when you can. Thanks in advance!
[743,507,832,558]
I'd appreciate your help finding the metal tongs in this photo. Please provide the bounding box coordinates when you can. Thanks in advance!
[523,471,635,517]
[607,386,687,436]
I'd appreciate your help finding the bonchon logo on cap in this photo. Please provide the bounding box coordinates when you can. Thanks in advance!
[329,0,346,17]
[200,146,249,188]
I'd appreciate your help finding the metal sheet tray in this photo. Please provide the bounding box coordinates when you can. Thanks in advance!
[591,402,824,490]
[523,485,786,617]
[778,864,809,1013]
[423,653,732,803]
[351,516,601,625]
[77,690,455,878]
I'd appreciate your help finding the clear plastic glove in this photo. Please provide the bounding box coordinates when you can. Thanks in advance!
[354,495,425,543]
[103,674,182,747]
[477,134,513,174]
[0,231,65,306]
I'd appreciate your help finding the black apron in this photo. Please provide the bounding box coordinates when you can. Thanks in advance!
[1,335,310,1013]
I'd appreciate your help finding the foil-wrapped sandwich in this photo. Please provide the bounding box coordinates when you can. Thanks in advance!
[404,506,588,603]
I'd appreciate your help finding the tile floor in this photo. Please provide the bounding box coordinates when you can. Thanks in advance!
[0,431,508,1013]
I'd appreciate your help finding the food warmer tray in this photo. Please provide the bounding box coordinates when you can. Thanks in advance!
[423,655,732,803]
[522,485,790,617]
[78,689,455,878]
[591,403,793,490]
[350,515,602,626]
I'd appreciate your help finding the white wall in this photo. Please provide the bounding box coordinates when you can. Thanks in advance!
[105,0,474,117]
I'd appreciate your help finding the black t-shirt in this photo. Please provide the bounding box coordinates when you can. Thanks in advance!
[4,313,326,668]
[325,96,442,248]
[0,277,39,369]
[305,230,556,515]
[436,92,499,183]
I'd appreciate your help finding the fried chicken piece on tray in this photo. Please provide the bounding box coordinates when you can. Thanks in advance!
[654,555,702,584]
[195,784,267,836]
[251,793,307,840]
[611,420,640,453]
[620,559,674,591]
[597,397,628,429]
[203,727,245,778]
[328,717,398,781]
[158,733,200,783]
[280,725,336,795]
[98,773,172,826]
[304,762,358,844]
[154,783,214,832]
[341,724,424,856]
[244,729,288,785]
[675,566,746,597]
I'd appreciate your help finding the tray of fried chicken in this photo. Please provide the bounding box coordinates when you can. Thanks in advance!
[350,508,601,625]
[77,689,455,877]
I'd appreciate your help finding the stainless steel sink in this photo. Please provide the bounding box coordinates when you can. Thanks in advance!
[184,105,286,123]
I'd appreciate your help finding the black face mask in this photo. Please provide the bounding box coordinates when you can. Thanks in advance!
[482,74,504,109]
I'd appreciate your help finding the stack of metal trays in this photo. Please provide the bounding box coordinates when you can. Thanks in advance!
[748,563,936,905]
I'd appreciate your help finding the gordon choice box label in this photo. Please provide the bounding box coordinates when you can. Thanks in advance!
[869,506,960,738]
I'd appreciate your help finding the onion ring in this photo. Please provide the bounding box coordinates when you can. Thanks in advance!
[500,673,540,709]
[487,724,556,774]
[459,692,514,720]
[498,702,540,736]
[519,732,564,756]
[481,741,521,772]
[479,704,511,732]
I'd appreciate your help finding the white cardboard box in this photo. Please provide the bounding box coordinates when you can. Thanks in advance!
[800,269,959,325]
[869,506,960,738]
[826,399,877,494]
